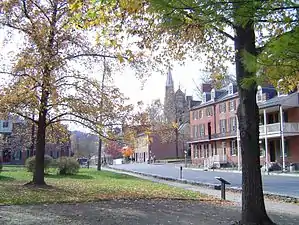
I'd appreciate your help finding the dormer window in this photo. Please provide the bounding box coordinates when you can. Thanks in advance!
[211,89,215,101]
[277,79,287,97]
[202,92,206,103]
[256,86,263,102]
[228,83,233,95]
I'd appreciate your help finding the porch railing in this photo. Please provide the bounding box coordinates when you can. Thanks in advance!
[204,154,227,169]
[259,122,299,135]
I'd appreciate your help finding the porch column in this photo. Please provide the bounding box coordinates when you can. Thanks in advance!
[263,109,269,171]
[279,105,286,172]
[236,116,241,171]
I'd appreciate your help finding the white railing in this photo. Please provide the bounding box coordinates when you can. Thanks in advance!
[204,155,227,169]
[259,122,299,136]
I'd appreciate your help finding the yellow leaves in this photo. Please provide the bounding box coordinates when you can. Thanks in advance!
[172,121,178,129]
[119,0,143,14]
[69,0,83,12]
[116,53,125,63]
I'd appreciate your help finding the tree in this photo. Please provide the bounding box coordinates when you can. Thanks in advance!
[74,0,299,224]
[258,27,299,92]
[104,140,122,159]
[0,0,133,185]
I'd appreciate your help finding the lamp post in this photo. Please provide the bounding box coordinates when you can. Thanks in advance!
[184,150,187,167]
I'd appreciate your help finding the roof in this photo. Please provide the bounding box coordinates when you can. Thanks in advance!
[190,82,295,111]
[258,92,299,109]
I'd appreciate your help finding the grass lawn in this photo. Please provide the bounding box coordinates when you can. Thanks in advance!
[0,166,208,205]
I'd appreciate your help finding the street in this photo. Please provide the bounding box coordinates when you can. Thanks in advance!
[110,163,299,198]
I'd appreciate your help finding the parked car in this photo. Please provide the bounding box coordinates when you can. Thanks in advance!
[77,157,88,168]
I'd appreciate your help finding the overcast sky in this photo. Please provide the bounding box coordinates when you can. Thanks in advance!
[0,29,234,133]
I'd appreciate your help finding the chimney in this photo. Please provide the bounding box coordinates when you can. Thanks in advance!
[202,83,212,93]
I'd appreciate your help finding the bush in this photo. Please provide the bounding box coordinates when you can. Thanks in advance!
[25,155,53,173]
[56,157,80,175]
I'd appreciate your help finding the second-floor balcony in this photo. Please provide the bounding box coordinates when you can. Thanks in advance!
[259,122,299,137]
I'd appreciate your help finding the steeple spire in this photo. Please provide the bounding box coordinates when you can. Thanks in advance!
[166,66,174,87]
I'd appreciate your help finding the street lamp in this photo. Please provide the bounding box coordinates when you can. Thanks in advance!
[184,150,187,168]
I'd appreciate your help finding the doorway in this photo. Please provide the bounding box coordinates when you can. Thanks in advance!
[269,140,276,162]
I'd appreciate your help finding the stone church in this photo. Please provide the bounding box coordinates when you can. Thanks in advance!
[163,68,191,124]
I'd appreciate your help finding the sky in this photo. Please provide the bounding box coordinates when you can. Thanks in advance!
[0,28,234,133]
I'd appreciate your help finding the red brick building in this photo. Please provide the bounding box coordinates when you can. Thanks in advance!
[189,83,299,171]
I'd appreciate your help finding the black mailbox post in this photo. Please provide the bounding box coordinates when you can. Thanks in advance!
[215,177,231,200]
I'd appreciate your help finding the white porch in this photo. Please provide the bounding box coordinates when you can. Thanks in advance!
[204,155,228,169]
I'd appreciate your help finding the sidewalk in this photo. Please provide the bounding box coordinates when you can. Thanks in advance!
[171,164,299,177]
[104,167,299,216]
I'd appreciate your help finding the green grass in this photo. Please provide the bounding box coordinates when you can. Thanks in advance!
[0,166,207,205]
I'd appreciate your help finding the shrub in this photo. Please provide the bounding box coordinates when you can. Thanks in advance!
[56,157,80,175]
[25,155,53,173]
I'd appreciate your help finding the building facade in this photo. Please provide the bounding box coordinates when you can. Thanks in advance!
[134,132,184,162]
[189,83,299,171]
[0,118,72,164]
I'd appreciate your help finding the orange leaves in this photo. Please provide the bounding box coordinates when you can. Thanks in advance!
[121,146,134,157]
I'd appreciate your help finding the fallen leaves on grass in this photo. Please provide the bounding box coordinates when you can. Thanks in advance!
[0,167,208,205]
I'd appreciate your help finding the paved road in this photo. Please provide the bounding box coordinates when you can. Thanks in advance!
[110,163,299,198]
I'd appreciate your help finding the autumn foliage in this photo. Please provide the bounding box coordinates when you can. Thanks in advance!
[105,141,122,159]
[121,146,134,158]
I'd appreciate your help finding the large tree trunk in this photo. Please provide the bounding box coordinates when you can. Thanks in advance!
[32,93,48,185]
[97,137,102,171]
[235,22,274,225]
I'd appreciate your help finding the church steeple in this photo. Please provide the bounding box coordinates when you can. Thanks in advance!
[166,67,174,87]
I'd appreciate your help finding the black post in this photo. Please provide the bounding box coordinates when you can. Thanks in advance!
[221,182,226,200]
[180,166,182,179]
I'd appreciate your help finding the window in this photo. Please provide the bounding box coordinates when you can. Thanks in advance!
[222,142,226,155]
[199,124,205,137]
[229,100,236,111]
[228,83,233,95]
[230,140,237,156]
[280,140,289,157]
[214,143,218,155]
[229,117,237,132]
[211,89,215,100]
[206,107,213,116]
[198,110,202,119]
[199,145,203,158]
[256,86,263,102]
[220,119,227,133]
[3,121,9,128]
[219,102,226,113]
[210,144,213,156]
[259,140,265,157]
[202,92,207,103]
[206,144,209,157]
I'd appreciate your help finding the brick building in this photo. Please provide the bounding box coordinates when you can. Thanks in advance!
[0,118,72,164]
[189,83,299,171]
[134,131,185,162]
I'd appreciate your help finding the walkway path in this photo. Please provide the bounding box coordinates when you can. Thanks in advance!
[104,167,299,216]
[1,199,299,225]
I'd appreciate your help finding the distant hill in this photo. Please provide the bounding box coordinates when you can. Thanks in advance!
[70,131,98,157]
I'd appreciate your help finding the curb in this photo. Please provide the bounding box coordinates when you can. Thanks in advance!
[108,166,299,204]
[177,166,299,177]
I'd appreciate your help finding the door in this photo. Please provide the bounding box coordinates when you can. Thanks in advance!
[269,140,276,162]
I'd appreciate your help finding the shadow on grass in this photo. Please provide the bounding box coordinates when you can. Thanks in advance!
[0,175,16,181]
[45,173,94,180]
